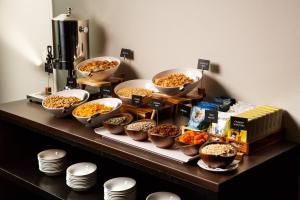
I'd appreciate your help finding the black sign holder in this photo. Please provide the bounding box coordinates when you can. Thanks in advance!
[197,59,210,90]
[177,104,191,118]
[131,95,143,120]
[204,109,218,141]
[100,86,112,98]
[149,99,163,126]
[120,48,134,63]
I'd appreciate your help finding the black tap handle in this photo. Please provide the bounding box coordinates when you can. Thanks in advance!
[47,45,52,54]
[45,45,53,73]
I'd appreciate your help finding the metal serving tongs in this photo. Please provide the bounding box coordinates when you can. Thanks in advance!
[88,66,105,77]
[178,76,200,92]
[62,93,89,113]
[86,102,122,123]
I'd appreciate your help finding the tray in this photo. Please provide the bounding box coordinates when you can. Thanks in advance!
[94,127,198,163]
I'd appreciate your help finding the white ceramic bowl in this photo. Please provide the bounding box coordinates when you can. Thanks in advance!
[152,68,202,96]
[114,79,159,104]
[103,177,136,192]
[146,192,181,200]
[67,162,97,177]
[42,89,89,118]
[38,149,67,161]
[76,56,120,81]
[37,149,67,176]
[72,98,122,127]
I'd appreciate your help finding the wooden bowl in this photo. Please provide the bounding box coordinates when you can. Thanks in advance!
[175,138,202,156]
[199,141,237,169]
[148,124,180,149]
[103,113,133,135]
[124,119,156,141]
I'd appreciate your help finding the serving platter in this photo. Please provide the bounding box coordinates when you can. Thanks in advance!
[197,159,239,172]
[94,127,198,163]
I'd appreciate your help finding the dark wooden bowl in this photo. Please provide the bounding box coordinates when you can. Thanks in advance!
[124,119,156,141]
[103,113,133,135]
[175,138,202,156]
[148,124,180,149]
[199,141,237,169]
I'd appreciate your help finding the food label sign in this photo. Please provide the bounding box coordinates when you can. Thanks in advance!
[120,48,134,60]
[100,86,112,97]
[205,110,218,123]
[230,116,248,130]
[132,95,143,107]
[149,99,163,110]
[177,104,191,117]
[197,59,210,70]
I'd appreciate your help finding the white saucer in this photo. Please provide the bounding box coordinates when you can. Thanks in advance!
[67,162,97,177]
[104,177,136,192]
[197,159,239,172]
[38,149,66,161]
[146,191,181,200]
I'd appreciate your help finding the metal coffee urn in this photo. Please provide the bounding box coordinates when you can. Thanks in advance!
[46,8,89,91]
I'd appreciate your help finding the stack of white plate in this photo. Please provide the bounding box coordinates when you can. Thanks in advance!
[104,177,136,200]
[66,162,97,191]
[37,149,67,176]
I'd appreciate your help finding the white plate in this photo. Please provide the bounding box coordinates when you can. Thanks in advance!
[40,170,63,176]
[146,191,181,200]
[67,162,97,177]
[104,177,136,192]
[197,159,239,172]
[37,149,66,161]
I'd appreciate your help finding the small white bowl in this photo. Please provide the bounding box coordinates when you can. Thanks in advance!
[37,149,67,176]
[152,68,202,96]
[42,89,89,118]
[146,191,181,200]
[37,149,66,161]
[72,98,122,127]
[103,177,136,192]
[114,79,159,104]
[76,56,120,81]
[67,162,97,177]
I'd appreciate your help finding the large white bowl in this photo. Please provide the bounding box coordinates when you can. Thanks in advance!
[76,56,120,81]
[114,79,159,104]
[72,98,122,127]
[42,89,90,118]
[146,192,181,200]
[152,68,202,96]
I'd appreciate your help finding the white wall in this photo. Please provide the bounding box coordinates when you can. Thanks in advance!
[0,0,52,103]
[53,0,300,141]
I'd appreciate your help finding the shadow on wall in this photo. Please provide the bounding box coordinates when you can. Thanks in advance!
[210,63,221,74]
[283,112,300,143]
[90,18,106,56]
[115,62,139,80]
[202,74,231,101]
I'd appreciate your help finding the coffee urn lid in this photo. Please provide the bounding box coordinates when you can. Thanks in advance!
[52,8,78,21]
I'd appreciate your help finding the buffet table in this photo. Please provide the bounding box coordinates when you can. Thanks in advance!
[0,100,298,200]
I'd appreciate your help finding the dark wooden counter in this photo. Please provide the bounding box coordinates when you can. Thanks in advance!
[0,100,298,200]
